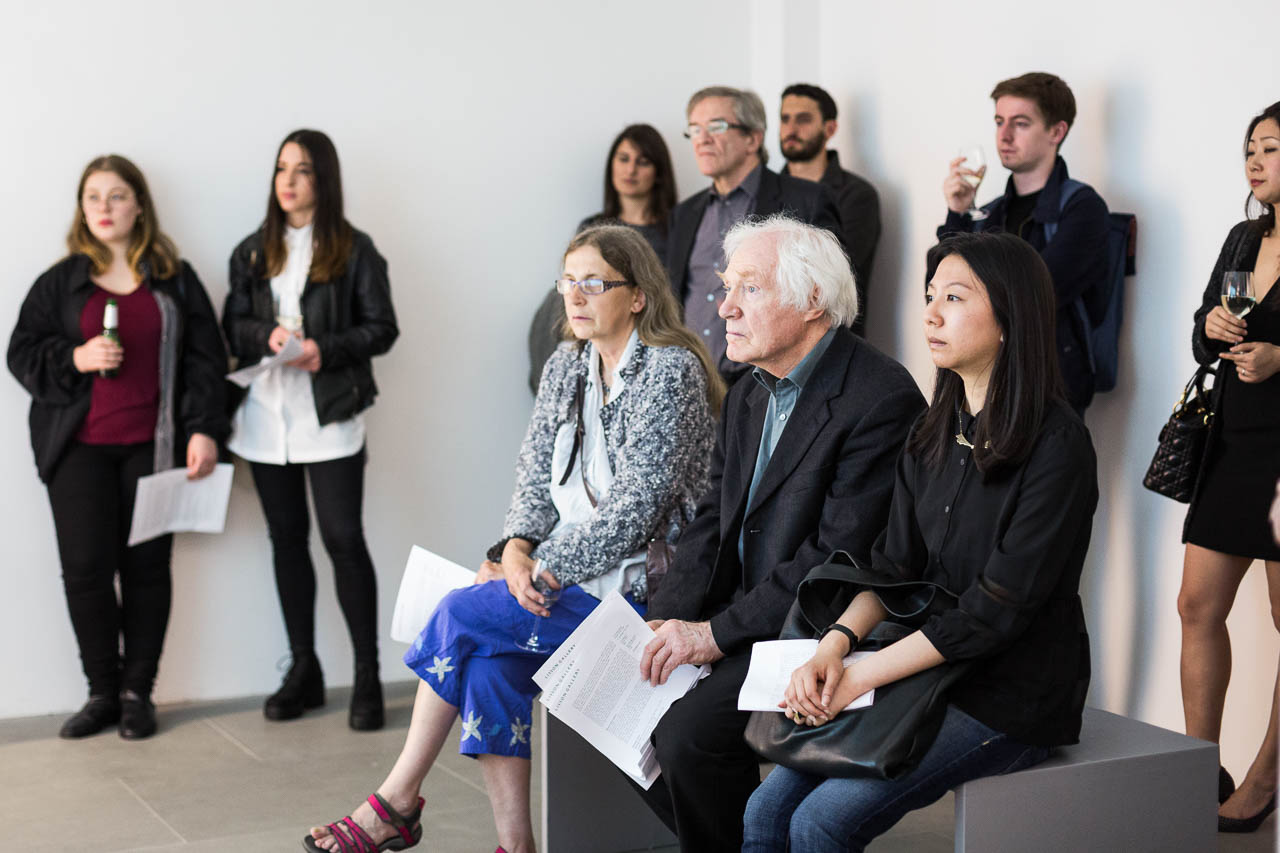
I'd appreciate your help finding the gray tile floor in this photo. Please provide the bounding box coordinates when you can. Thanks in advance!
[0,681,1273,852]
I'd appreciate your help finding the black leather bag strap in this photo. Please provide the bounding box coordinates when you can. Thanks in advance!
[794,550,959,637]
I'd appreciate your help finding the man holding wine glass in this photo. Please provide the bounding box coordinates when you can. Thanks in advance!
[939,71,1111,414]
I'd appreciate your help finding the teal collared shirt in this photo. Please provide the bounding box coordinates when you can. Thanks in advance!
[738,326,837,563]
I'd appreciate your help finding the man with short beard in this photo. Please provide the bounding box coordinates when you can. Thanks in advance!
[779,83,881,337]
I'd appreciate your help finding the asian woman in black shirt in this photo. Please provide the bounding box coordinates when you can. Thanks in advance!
[743,231,1098,852]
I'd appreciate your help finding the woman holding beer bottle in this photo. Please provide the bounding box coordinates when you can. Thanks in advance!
[7,154,228,741]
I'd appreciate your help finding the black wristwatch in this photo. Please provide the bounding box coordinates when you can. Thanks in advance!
[819,623,858,652]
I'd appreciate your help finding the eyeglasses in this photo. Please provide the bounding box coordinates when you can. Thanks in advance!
[555,278,631,295]
[683,119,751,139]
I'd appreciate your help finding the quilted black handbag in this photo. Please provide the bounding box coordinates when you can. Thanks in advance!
[1142,365,1215,503]
[743,551,969,780]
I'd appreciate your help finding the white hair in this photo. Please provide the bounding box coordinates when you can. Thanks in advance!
[721,215,858,327]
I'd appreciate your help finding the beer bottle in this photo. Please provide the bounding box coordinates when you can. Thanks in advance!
[101,298,120,378]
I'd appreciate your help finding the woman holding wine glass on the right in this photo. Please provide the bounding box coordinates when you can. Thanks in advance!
[1179,99,1280,834]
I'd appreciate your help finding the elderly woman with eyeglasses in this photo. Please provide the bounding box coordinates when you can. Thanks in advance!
[304,225,723,853]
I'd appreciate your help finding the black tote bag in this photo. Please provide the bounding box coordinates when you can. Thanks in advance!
[743,551,969,780]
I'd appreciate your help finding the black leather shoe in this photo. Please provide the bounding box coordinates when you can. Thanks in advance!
[1219,765,1236,804]
[1219,793,1276,833]
[264,653,324,721]
[59,695,121,739]
[118,690,157,740]
[349,662,384,731]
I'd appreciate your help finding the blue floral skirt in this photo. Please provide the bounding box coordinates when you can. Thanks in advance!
[403,579,643,759]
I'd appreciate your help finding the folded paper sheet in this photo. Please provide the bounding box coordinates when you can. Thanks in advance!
[127,463,234,546]
[737,639,874,712]
[533,591,707,789]
[390,546,477,643]
[226,334,304,388]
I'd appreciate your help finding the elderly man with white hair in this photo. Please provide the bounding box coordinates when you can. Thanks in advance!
[633,216,925,852]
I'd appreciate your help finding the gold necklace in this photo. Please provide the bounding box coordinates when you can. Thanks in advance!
[955,406,990,450]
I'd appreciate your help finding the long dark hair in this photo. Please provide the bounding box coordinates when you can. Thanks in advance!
[67,154,179,280]
[907,232,1064,474]
[1244,101,1280,236]
[601,124,677,231]
[263,129,353,281]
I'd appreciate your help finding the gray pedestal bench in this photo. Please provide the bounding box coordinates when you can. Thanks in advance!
[539,705,1216,852]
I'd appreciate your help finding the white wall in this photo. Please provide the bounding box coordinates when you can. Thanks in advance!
[815,0,1280,775]
[3,0,1278,781]
[0,0,749,717]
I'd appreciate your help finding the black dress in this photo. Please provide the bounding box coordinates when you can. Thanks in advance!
[1184,221,1280,561]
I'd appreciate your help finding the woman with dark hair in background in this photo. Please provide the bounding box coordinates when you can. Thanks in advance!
[305,225,719,853]
[1179,100,1280,834]
[528,124,678,392]
[8,154,228,740]
[743,231,1097,851]
[223,129,398,731]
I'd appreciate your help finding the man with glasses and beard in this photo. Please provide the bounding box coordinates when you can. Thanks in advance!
[779,83,881,338]
[667,85,844,385]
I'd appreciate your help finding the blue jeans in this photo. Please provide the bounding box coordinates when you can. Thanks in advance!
[742,704,1050,852]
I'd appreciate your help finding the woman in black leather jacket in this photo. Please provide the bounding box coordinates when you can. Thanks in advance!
[8,154,228,740]
[223,129,398,731]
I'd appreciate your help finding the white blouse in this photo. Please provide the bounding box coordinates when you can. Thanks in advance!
[545,330,646,600]
[227,224,365,465]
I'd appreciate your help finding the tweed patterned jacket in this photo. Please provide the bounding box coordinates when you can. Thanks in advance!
[488,339,715,600]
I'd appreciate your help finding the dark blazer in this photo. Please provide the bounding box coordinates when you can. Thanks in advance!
[647,326,925,654]
[665,166,845,303]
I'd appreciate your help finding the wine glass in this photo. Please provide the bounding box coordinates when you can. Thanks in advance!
[272,293,304,334]
[517,577,562,653]
[957,145,988,221]
[1221,271,1256,320]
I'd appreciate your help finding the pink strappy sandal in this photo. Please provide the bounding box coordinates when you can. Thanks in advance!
[301,793,424,852]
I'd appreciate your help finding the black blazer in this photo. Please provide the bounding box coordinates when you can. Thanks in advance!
[647,327,925,654]
[665,167,845,303]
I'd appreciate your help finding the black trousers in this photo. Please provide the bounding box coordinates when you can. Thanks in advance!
[46,441,172,697]
[249,448,378,664]
[635,651,759,852]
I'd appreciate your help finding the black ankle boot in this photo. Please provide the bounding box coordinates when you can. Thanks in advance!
[59,694,121,739]
[349,661,384,731]
[264,653,324,721]
[118,689,157,740]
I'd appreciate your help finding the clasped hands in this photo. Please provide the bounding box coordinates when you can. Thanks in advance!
[1205,307,1280,383]
[779,634,869,727]
[268,325,322,372]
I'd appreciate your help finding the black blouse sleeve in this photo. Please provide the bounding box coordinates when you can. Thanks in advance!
[1193,222,1254,365]
[920,422,1098,662]
[868,438,926,582]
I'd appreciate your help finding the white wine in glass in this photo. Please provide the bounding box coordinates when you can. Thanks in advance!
[958,146,988,220]
[1221,271,1256,319]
